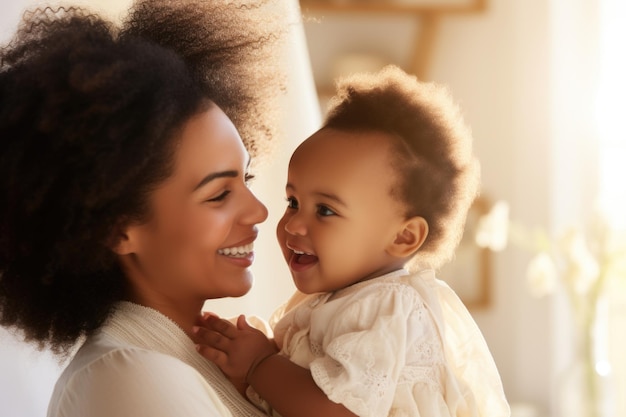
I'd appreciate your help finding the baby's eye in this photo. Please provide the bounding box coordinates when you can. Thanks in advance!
[286,196,298,209]
[317,205,336,217]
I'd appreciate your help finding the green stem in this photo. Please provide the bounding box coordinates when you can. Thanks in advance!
[572,266,607,417]
[580,311,599,417]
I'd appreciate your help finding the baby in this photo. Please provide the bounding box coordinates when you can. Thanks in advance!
[195,65,510,417]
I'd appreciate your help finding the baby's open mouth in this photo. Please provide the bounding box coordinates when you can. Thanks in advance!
[293,250,318,265]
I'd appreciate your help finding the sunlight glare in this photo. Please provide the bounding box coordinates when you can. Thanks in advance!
[595,0,626,230]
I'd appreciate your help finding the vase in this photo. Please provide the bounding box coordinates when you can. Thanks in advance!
[555,298,614,417]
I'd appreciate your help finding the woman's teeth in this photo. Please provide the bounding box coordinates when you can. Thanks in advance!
[218,243,253,257]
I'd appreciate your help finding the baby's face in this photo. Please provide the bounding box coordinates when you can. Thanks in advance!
[276,128,409,294]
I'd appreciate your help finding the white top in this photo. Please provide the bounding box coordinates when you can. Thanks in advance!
[48,302,267,417]
[266,269,510,417]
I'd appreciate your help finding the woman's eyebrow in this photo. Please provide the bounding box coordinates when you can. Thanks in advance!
[193,170,238,191]
[193,155,251,191]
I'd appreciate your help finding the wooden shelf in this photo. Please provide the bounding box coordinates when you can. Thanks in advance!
[300,0,487,110]
[299,0,486,15]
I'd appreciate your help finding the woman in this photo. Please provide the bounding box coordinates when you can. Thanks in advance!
[0,1,288,416]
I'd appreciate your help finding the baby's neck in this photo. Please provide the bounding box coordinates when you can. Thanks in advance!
[328,266,408,301]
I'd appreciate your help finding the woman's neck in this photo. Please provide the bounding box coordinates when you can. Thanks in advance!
[126,293,204,338]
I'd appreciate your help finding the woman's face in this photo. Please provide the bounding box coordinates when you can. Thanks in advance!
[117,106,268,311]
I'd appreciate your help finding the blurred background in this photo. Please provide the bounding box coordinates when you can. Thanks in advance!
[1,1,624,417]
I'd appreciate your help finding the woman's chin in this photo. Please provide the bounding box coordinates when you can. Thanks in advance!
[229,275,254,297]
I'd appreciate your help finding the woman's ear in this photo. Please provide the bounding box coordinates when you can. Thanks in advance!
[387,216,429,258]
[108,222,139,256]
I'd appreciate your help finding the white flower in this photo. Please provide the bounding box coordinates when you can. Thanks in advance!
[475,201,510,251]
[560,229,600,294]
[526,252,558,297]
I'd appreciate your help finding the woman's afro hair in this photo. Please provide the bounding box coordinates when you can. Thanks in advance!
[0,1,289,356]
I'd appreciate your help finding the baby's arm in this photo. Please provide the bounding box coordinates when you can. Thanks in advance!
[194,315,357,417]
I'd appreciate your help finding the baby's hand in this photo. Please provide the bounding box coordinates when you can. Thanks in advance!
[194,314,278,385]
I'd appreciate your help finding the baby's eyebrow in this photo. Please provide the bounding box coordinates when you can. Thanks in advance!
[314,191,347,208]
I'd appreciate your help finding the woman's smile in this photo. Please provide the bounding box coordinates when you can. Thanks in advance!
[217,237,258,267]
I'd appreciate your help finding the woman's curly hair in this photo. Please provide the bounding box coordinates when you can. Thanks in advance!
[323,65,480,270]
[0,1,288,356]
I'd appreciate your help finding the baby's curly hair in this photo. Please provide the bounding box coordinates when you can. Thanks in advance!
[0,1,288,355]
[324,65,480,270]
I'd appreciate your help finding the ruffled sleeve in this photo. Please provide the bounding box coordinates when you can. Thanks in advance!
[409,270,510,417]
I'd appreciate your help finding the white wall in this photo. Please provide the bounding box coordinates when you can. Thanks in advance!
[430,1,553,413]
[418,1,560,413]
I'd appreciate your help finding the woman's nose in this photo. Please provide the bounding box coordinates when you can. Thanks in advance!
[242,189,268,225]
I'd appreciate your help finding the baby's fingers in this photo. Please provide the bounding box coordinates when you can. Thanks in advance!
[193,327,234,369]
[195,342,228,366]
[193,325,230,352]
[193,327,247,380]
[202,315,238,338]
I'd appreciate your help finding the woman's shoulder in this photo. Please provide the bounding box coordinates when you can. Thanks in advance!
[51,332,192,396]
[72,331,190,369]
[49,333,231,417]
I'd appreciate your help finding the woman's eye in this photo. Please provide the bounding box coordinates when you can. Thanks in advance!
[317,205,336,217]
[286,196,298,209]
[206,190,230,202]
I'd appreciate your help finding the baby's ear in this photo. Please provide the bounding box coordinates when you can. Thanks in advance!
[387,216,429,258]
